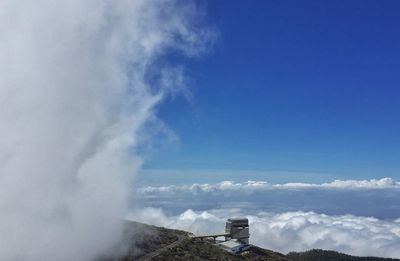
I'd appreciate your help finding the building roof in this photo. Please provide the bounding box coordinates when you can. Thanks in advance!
[218,239,245,249]
[227,218,248,222]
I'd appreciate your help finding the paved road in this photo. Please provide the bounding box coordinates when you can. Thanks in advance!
[135,235,186,261]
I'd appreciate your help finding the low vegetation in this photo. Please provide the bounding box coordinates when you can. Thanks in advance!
[101,221,400,261]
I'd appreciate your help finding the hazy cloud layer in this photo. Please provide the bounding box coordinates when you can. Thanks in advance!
[129,208,400,258]
[0,1,210,260]
[134,179,400,257]
[135,178,400,219]
[139,177,400,193]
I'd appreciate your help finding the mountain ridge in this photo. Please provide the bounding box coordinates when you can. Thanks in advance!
[100,221,399,261]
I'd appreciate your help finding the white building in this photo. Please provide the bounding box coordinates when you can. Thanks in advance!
[224,218,250,244]
[192,217,250,254]
[217,218,250,254]
[218,239,250,254]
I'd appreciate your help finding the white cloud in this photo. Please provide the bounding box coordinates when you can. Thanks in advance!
[133,179,400,257]
[0,1,210,260]
[284,177,399,189]
[128,208,400,258]
[135,178,400,222]
[138,178,400,194]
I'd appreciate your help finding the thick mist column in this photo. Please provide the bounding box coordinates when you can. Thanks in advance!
[0,1,209,260]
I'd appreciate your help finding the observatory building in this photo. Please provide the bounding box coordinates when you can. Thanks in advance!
[218,218,250,253]
[224,218,250,244]
[192,218,250,254]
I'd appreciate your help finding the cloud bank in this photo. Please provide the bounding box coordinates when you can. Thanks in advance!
[138,177,400,194]
[135,178,400,219]
[133,178,400,257]
[129,208,400,258]
[0,1,209,260]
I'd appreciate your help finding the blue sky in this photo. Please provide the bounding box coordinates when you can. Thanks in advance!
[131,2,400,257]
[143,0,400,182]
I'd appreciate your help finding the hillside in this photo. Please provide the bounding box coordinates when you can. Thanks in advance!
[100,221,399,261]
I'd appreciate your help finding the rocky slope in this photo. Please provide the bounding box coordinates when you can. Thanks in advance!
[100,221,399,261]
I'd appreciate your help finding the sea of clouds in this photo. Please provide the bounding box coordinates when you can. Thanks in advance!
[130,177,400,258]
[135,177,400,219]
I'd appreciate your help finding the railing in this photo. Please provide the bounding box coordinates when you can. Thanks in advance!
[190,233,230,241]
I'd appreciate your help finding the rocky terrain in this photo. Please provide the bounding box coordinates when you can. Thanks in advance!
[100,221,399,261]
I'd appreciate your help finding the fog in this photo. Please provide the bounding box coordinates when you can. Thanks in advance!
[0,1,209,260]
